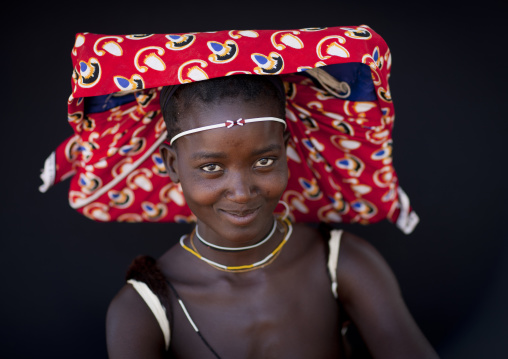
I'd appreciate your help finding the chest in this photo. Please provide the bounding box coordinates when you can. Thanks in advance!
[168,262,342,358]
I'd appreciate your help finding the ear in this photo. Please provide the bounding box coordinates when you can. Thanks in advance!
[159,143,180,183]
[283,130,291,147]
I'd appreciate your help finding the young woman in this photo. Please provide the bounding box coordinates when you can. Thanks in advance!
[105,75,438,358]
[38,26,436,358]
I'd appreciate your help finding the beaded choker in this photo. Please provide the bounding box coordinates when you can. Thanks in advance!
[180,218,292,273]
[195,219,277,251]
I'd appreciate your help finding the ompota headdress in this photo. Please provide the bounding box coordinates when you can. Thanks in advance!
[40,26,419,233]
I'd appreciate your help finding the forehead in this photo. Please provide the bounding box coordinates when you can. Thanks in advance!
[175,97,285,153]
[179,96,281,129]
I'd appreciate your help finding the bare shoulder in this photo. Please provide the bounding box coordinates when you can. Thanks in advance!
[336,231,399,299]
[336,231,439,359]
[284,223,327,258]
[291,223,323,242]
[106,282,166,358]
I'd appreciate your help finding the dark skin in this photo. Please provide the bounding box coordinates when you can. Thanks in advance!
[106,95,439,359]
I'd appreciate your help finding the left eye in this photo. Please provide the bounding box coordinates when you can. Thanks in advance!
[255,158,274,167]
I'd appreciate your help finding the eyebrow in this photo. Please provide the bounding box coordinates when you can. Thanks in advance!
[191,151,228,160]
[190,144,283,161]
[251,143,282,156]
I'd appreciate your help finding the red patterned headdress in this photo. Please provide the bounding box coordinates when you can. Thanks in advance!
[40,26,419,233]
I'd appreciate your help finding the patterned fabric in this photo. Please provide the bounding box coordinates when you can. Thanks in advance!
[40,25,419,233]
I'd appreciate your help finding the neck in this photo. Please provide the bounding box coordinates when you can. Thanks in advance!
[190,218,288,268]
[195,219,277,252]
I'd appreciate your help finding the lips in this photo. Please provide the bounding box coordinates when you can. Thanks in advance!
[223,207,259,216]
[219,206,261,225]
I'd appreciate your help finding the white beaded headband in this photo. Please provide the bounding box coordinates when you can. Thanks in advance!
[168,117,287,145]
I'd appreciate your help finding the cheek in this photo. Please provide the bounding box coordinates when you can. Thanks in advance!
[178,173,222,209]
[265,166,289,199]
[174,158,222,209]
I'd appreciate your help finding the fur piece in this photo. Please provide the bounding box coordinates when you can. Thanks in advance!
[126,255,170,301]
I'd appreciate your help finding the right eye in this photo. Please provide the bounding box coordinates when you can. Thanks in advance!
[201,164,223,173]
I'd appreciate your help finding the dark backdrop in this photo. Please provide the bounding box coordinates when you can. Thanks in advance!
[2,1,507,358]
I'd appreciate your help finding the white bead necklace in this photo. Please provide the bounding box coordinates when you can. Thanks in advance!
[195,218,277,251]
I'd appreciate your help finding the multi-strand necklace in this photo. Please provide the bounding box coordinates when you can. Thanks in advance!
[180,217,292,273]
[195,219,277,251]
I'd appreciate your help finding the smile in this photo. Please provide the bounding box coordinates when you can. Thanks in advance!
[219,207,261,225]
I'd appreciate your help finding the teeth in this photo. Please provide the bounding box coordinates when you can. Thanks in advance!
[231,212,249,216]
[226,209,256,216]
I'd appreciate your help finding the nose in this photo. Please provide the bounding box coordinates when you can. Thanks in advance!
[225,169,258,203]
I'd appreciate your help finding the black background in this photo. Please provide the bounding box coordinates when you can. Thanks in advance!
[1,1,507,358]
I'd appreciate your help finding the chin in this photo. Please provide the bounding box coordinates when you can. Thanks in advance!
[197,204,277,243]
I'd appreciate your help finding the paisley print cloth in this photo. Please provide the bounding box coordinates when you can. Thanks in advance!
[39,25,419,233]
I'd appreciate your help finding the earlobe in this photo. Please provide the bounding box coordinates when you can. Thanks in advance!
[159,143,180,183]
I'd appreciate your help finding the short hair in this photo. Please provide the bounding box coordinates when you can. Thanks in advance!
[160,75,286,142]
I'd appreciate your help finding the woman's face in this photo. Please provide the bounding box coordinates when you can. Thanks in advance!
[163,96,288,248]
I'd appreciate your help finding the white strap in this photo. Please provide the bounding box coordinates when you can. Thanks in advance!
[127,279,170,350]
[327,229,343,299]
